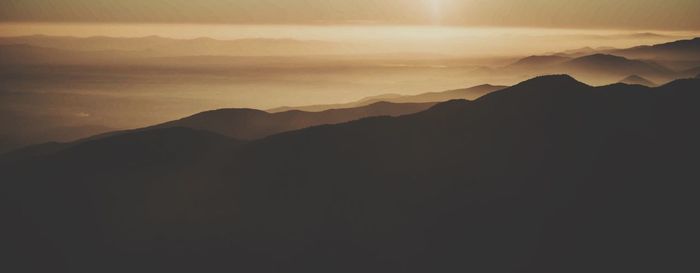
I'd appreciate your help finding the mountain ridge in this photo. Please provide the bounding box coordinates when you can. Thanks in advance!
[610,37,700,60]
[268,84,507,112]
[0,101,435,162]
[4,75,700,272]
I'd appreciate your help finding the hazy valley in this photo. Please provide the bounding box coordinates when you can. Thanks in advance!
[1,35,699,152]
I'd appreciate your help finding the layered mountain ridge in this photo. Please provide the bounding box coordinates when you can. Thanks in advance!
[3,74,699,272]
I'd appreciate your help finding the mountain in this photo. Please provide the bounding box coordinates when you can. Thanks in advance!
[619,75,656,86]
[3,75,699,273]
[0,101,434,161]
[549,46,620,58]
[0,124,116,154]
[563,54,671,75]
[499,51,679,85]
[269,84,506,112]
[505,55,571,70]
[555,47,596,57]
[557,53,675,83]
[611,37,700,60]
[149,101,435,140]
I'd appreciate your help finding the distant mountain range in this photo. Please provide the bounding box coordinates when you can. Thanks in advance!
[3,74,699,272]
[502,37,700,84]
[506,55,571,69]
[0,81,505,155]
[269,84,506,112]
[610,37,700,61]
[0,35,349,57]
[147,101,435,140]
[552,37,700,61]
[2,36,699,85]
[0,43,147,65]
[0,84,507,155]
[2,37,699,154]
[563,53,672,76]
[1,101,435,162]
[506,52,679,85]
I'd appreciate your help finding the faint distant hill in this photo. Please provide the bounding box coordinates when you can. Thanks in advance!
[0,35,350,57]
[506,53,675,84]
[562,54,672,76]
[610,37,700,60]
[619,75,656,86]
[551,46,618,58]
[505,55,571,70]
[4,75,699,273]
[269,84,506,112]
[0,44,146,65]
[548,37,700,61]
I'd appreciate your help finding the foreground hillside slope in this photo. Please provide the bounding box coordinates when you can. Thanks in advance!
[3,75,699,273]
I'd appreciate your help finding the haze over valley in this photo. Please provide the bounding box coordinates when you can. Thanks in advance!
[1,31,699,152]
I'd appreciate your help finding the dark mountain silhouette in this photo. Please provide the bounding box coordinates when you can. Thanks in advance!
[0,124,116,155]
[619,75,656,86]
[3,75,699,273]
[150,101,435,140]
[611,37,700,60]
[0,101,434,162]
[269,84,506,112]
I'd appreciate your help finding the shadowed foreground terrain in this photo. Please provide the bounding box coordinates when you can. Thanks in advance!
[2,75,699,273]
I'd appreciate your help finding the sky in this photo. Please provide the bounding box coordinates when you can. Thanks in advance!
[1,0,700,30]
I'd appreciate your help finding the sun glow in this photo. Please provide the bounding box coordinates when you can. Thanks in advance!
[427,0,444,24]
